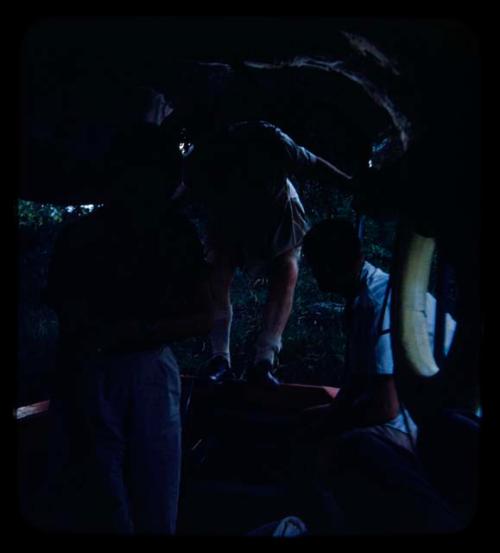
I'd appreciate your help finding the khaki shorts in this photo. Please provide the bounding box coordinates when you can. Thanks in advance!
[205,182,309,278]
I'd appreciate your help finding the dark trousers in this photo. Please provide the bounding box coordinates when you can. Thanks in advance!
[322,427,463,534]
[44,346,181,534]
[287,423,465,535]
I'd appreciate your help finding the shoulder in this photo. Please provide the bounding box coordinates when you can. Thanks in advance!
[357,264,390,317]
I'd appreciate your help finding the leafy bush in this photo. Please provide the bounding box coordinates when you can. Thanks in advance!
[17,196,397,405]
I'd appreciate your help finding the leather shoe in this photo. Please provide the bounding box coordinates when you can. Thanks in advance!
[247,359,281,387]
[201,355,234,383]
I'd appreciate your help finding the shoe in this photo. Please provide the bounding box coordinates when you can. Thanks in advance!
[247,359,281,387]
[201,355,234,383]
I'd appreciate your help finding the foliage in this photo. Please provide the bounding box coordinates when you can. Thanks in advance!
[17,200,102,404]
[17,195,397,405]
[18,200,100,229]
[18,199,65,227]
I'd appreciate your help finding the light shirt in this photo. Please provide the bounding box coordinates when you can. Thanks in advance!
[346,262,457,435]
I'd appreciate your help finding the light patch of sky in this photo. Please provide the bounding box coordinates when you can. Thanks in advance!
[65,204,102,213]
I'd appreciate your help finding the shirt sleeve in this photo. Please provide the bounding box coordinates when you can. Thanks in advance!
[425,292,457,356]
[444,313,457,354]
[274,127,318,171]
[349,292,394,376]
[373,331,395,375]
[373,293,395,375]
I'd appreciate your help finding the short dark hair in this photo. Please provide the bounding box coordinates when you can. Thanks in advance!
[303,218,362,270]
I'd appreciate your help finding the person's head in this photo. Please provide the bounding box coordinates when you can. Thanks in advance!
[303,218,364,298]
[127,86,174,126]
[107,128,183,224]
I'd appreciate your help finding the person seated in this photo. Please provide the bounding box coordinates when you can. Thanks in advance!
[302,218,456,449]
[290,218,463,534]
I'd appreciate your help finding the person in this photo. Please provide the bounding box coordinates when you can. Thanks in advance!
[43,87,213,534]
[294,218,462,534]
[186,120,353,386]
[302,218,456,447]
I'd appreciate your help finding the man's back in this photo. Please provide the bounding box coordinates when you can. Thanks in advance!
[187,120,317,207]
[47,205,207,346]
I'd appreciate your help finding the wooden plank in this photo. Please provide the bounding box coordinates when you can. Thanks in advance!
[14,400,51,421]
[13,379,340,421]
[182,376,339,413]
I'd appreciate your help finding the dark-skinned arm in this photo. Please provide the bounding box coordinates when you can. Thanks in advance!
[299,373,401,442]
[310,155,355,191]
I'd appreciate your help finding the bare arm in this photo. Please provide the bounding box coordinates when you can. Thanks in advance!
[308,155,356,193]
[274,125,354,192]
[316,155,353,181]
[299,374,400,441]
[340,373,401,427]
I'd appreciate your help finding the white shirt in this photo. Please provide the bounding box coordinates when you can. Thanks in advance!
[346,262,457,434]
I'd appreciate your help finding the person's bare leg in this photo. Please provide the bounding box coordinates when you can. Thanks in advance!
[208,252,237,367]
[254,249,300,367]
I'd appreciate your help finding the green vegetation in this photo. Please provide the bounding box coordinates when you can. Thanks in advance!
[17,193,397,405]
